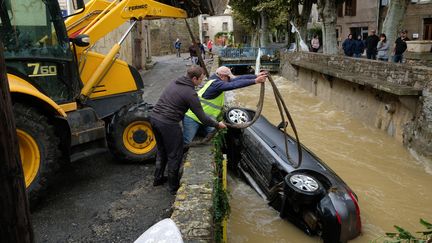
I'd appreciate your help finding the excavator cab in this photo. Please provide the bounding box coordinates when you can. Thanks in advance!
[1,0,219,203]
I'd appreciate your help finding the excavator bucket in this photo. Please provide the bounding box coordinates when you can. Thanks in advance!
[159,0,227,17]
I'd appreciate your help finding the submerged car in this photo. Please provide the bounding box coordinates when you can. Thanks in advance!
[223,108,362,243]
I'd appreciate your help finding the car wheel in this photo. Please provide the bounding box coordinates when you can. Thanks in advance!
[225,108,251,125]
[284,172,325,205]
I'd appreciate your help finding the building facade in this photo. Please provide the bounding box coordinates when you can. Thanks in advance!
[336,0,379,45]
[336,0,432,44]
[198,14,233,46]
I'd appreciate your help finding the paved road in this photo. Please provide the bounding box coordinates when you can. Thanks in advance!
[32,54,196,242]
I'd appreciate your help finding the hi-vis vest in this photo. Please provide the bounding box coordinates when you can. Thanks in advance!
[185,79,224,124]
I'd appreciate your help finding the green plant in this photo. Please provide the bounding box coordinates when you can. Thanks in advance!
[212,130,230,243]
[374,219,432,243]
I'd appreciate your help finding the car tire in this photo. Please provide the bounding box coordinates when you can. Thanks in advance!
[107,104,157,162]
[284,172,325,205]
[225,108,251,125]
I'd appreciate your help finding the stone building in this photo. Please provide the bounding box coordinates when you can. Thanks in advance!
[336,0,432,43]
[198,14,234,46]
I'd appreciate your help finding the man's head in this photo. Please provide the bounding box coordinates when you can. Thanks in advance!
[187,65,205,86]
[400,29,408,38]
[371,30,376,35]
[215,66,235,82]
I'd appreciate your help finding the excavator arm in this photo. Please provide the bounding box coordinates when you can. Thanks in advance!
[65,0,188,47]
[63,0,194,100]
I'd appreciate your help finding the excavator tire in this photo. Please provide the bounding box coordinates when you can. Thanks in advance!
[14,103,61,203]
[107,104,157,162]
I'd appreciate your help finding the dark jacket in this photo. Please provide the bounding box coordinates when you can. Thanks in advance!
[353,39,365,55]
[395,37,410,55]
[365,34,379,53]
[342,38,355,56]
[202,74,257,99]
[189,45,198,57]
[151,76,218,127]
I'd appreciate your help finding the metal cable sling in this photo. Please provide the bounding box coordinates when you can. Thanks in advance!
[267,74,302,168]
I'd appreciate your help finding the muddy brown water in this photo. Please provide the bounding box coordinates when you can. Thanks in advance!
[226,76,432,242]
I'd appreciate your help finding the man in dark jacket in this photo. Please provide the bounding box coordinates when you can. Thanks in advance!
[393,30,410,63]
[342,34,355,57]
[365,30,379,60]
[151,66,226,195]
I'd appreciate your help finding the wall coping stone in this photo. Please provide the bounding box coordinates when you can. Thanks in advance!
[171,145,214,243]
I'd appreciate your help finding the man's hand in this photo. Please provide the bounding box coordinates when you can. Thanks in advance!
[217,121,227,129]
[255,75,267,84]
[258,71,268,76]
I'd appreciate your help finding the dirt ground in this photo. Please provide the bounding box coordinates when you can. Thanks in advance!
[31,54,210,242]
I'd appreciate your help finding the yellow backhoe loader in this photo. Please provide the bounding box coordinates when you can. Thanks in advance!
[0,0,215,202]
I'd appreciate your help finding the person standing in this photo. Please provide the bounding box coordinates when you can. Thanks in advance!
[207,39,213,58]
[174,38,181,57]
[311,35,320,52]
[377,33,389,62]
[200,42,206,60]
[342,34,355,57]
[353,35,365,58]
[365,30,379,60]
[189,42,198,65]
[183,66,267,145]
[151,66,226,195]
[393,30,410,63]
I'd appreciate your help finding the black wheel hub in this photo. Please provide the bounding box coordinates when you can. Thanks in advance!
[133,130,148,144]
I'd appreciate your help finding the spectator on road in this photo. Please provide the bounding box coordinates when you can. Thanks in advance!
[311,35,320,52]
[189,42,199,65]
[151,66,226,195]
[393,30,410,63]
[207,39,213,58]
[342,34,355,57]
[183,66,267,146]
[200,42,206,60]
[377,33,390,62]
[365,30,379,60]
[353,35,365,58]
[174,38,181,57]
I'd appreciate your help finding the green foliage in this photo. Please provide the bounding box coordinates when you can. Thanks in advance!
[212,130,230,243]
[374,219,432,243]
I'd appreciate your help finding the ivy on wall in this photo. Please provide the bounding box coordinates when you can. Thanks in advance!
[212,130,230,243]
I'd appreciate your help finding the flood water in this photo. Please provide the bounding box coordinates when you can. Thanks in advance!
[226,76,432,242]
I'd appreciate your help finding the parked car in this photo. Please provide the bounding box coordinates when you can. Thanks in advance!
[223,108,362,243]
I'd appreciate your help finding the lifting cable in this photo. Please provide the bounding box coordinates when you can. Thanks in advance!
[183,20,302,167]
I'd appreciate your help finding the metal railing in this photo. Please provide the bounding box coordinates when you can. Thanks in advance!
[219,47,280,59]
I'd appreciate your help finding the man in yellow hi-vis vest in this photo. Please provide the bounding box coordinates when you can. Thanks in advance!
[183,66,267,145]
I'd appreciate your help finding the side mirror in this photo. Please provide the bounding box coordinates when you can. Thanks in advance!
[71,0,85,10]
[70,34,90,47]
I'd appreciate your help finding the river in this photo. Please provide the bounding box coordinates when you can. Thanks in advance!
[226,76,432,242]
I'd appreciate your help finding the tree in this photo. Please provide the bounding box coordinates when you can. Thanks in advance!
[382,0,410,57]
[317,0,343,54]
[230,0,261,46]
[0,42,34,242]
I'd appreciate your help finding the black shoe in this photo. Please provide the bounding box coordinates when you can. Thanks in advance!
[153,176,167,186]
[169,189,177,195]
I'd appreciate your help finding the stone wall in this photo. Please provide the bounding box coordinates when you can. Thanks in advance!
[171,145,214,242]
[280,52,432,159]
[150,18,200,56]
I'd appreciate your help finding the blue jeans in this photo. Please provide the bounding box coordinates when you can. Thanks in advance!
[353,53,362,58]
[393,54,403,63]
[183,115,215,145]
